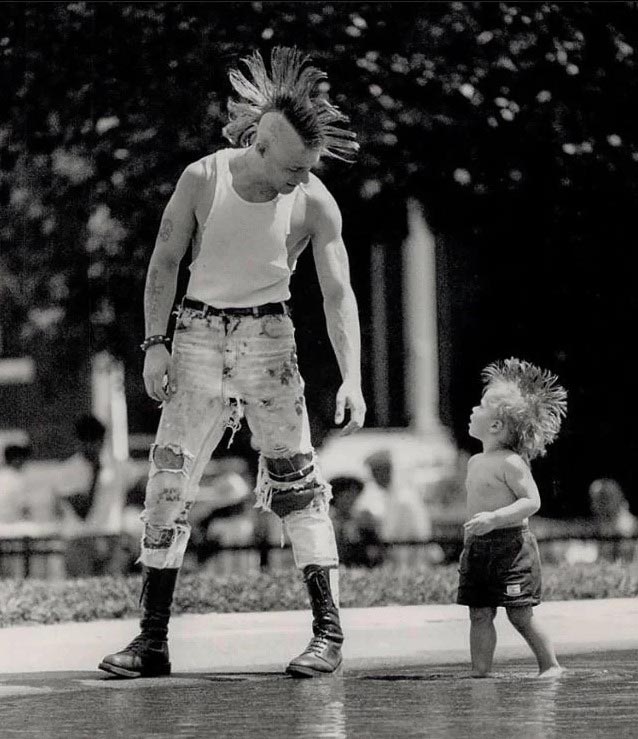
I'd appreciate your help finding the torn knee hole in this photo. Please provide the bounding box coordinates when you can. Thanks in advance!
[143,525,175,550]
[270,486,317,517]
[266,451,314,482]
[152,444,186,471]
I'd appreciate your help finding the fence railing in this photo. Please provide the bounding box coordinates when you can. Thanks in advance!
[2,532,637,580]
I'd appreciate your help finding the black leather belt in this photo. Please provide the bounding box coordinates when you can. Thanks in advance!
[182,297,290,318]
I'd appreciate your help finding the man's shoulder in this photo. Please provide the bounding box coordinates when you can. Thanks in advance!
[183,151,221,182]
[300,173,340,223]
[303,172,334,201]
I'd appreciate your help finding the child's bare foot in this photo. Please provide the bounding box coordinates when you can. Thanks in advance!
[471,669,493,678]
[537,665,565,679]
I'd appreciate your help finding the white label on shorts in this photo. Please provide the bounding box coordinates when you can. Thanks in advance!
[507,584,522,596]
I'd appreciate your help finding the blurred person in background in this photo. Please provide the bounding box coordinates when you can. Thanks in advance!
[0,444,32,525]
[588,478,638,564]
[99,47,366,680]
[187,465,253,566]
[54,414,126,575]
[354,449,432,545]
[329,475,385,568]
[588,478,638,537]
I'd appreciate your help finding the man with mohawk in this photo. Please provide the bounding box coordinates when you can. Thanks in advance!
[99,47,366,679]
[458,358,567,678]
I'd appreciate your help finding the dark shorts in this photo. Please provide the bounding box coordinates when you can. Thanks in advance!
[456,525,542,608]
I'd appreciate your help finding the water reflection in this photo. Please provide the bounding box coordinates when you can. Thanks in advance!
[283,678,347,738]
[463,675,559,739]
[1,653,638,738]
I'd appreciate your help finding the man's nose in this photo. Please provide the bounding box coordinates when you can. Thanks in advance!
[299,170,310,185]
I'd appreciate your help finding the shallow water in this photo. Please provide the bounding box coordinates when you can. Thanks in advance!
[1,651,637,738]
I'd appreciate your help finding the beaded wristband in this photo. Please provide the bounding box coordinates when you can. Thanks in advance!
[140,334,171,352]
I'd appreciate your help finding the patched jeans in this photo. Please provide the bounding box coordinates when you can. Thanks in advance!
[139,303,338,572]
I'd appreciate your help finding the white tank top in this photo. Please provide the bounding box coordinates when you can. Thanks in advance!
[186,148,297,307]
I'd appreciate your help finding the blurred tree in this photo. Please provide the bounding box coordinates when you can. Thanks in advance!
[1,2,637,509]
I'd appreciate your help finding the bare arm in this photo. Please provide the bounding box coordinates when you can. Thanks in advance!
[144,164,199,336]
[143,162,199,402]
[465,454,540,534]
[493,455,541,525]
[309,181,366,433]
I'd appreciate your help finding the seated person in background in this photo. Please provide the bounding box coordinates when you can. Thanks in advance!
[54,414,125,575]
[0,444,32,525]
[330,476,385,568]
[188,468,253,565]
[61,415,106,522]
[589,478,638,538]
[354,449,432,544]
[55,415,124,533]
[588,478,638,565]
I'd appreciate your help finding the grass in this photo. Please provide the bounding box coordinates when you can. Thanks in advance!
[0,562,636,627]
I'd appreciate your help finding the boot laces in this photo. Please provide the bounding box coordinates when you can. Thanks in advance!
[126,634,161,655]
[306,634,331,655]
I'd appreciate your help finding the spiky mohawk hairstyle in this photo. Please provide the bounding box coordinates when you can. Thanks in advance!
[481,357,567,461]
[222,46,359,162]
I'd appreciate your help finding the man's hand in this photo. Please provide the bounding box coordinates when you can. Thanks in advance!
[334,381,366,435]
[463,511,498,536]
[143,344,177,403]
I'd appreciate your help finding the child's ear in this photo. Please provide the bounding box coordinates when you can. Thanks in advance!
[489,419,504,434]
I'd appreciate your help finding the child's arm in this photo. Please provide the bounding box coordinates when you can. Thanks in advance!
[464,454,541,535]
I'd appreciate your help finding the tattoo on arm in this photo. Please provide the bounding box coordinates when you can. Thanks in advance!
[158,218,174,242]
[145,267,164,326]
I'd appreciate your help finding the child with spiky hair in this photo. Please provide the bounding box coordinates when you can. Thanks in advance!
[457,358,567,678]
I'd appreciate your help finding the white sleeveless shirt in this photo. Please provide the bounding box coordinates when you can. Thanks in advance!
[186,148,297,308]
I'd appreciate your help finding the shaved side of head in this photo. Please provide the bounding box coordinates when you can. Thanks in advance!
[256,112,308,157]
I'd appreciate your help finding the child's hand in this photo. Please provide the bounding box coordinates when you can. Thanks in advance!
[464,511,497,536]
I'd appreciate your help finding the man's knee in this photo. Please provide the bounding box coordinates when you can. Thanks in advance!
[145,444,193,520]
[151,444,188,472]
[266,451,314,483]
[260,451,325,518]
[143,523,177,550]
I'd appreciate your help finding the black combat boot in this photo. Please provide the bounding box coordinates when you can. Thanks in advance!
[98,566,178,678]
[286,565,344,678]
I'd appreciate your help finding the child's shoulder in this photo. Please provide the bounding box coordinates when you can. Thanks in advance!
[473,449,528,471]
[467,452,483,467]
[497,451,532,480]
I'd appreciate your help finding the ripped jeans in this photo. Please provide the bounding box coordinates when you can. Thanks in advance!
[140,303,338,572]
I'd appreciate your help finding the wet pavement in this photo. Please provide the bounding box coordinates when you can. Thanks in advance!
[1,650,637,738]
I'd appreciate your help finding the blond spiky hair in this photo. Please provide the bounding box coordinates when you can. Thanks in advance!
[222,46,359,162]
[481,357,567,461]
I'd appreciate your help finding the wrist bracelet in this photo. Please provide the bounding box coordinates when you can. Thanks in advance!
[140,335,171,352]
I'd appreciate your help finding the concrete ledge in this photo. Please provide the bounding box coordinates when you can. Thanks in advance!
[1,598,637,674]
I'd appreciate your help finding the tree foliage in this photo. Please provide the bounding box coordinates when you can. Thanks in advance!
[1,2,637,507]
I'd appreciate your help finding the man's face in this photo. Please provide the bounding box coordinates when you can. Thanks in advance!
[257,114,322,194]
[263,142,321,194]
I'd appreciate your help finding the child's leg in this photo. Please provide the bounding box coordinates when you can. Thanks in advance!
[505,606,563,676]
[469,607,497,677]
